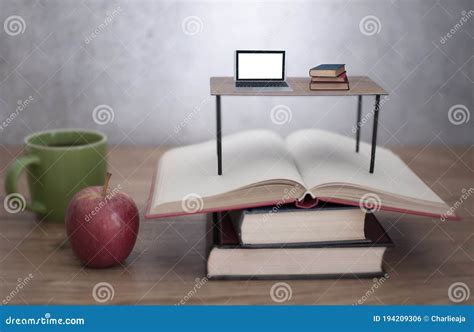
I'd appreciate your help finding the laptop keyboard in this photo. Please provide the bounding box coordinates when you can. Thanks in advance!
[236,81,289,88]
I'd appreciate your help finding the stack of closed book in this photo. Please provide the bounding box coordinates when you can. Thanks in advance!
[207,205,392,279]
[309,64,349,90]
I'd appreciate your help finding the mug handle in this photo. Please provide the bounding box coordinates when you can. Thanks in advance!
[4,155,47,214]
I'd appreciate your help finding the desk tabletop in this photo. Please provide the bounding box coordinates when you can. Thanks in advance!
[1,146,472,304]
[210,76,388,96]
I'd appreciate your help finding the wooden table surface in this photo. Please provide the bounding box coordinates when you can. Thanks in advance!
[1,146,472,305]
[210,76,388,96]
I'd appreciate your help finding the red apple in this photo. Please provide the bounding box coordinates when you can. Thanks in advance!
[66,173,139,268]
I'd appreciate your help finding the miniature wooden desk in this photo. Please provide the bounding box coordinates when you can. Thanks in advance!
[210,76,388,174]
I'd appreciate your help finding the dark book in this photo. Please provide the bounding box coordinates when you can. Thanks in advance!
[206,212,393,280]
[309,64,346,77]
[311,72,348,83]
[229,205,372,247]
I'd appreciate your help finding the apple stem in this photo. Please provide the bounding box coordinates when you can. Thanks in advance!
[102,172,112,198]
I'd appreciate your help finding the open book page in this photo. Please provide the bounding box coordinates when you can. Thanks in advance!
[285,129,445,205]
[151,130,305,209]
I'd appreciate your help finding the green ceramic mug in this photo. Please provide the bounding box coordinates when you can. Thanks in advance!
[4,129,107,222]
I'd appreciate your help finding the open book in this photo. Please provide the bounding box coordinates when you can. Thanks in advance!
[146,129,452,219]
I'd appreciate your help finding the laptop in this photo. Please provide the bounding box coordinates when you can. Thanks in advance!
[234,50,292,92]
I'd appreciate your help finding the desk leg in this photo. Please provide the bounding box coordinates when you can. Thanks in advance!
[370,95,380,173]
[216,95,222,175]
[356,96,362,153]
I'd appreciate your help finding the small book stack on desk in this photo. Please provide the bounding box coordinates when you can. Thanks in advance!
[207,205,393,279]
[309,64,349,90]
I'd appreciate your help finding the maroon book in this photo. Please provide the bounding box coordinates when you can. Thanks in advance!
[311,72,348,82]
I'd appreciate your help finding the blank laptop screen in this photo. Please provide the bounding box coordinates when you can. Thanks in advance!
[236,52,284,80]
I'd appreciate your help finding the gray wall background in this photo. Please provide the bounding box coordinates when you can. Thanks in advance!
[0,0,472,147]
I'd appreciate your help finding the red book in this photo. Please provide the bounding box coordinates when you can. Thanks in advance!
[311,72,348,82]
